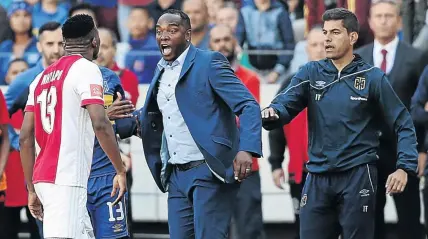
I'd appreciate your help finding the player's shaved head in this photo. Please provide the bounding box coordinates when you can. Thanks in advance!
[62,14,100,61]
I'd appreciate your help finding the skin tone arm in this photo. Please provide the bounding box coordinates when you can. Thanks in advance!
[0,124,10,177]
[86,104,127,205]
[20,112,43,220]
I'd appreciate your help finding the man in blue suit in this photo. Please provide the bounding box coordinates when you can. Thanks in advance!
[120,9,262,239]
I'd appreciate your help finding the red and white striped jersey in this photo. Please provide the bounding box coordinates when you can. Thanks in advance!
[25,55,104,188]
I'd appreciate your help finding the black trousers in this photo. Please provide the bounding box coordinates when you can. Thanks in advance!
[230,171,264,239]
[289,172,308,239]
[375,147,424,239]
[2,205,40,239]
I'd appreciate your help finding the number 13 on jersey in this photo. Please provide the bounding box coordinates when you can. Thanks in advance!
[36,86,58,134]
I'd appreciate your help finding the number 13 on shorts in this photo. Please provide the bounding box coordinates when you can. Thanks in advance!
[106,201,125,222]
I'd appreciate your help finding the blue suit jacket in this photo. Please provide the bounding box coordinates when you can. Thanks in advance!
[131,45,262,192]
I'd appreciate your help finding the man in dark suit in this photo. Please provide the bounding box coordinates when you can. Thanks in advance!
[356,1,428,239]
[118,9,262,239]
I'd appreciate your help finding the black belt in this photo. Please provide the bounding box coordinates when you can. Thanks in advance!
[174,160,205,171]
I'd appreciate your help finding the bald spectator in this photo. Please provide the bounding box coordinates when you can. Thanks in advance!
[182,0,211,49]
[209,24,264,239]
[148,0,183,23]
[96,28,140,106]
[237,0,295,84]
[125,7,160,84]
[216,6,239,32]
[268,26,323,239]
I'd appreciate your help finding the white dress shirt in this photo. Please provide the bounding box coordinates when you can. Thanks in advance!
[156,46,205,165]
[373,36,399,74]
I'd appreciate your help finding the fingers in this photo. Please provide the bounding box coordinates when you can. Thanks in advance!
[116,92,123,101]
[386,174,407,194]
[234,159,241,181]
[113,186,126,206]
[29,204,43,221]
[111,180,118,198]
[261,108,279,120]
[273,175,283,189]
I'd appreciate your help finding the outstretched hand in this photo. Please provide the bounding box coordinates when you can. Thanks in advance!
[106,92,135,120]
[261,107,279,122]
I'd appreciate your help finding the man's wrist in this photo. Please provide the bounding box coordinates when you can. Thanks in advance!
[116,166,127,175]
[27,185,36,193]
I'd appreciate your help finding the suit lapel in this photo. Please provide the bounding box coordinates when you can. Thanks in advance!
[144,67,164,108]
[367,43,374,65]
[388,42,405,84]
[178,45,197,82]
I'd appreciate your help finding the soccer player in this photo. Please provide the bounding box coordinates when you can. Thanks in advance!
[87,67,135,239]
[19,14,127,239]
[262,8,418,239]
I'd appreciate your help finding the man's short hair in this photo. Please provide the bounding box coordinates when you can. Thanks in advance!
[322,8,359,34]
[370,0,401,16]
[39,21,61,36]
[8,58,28,69]
[68,3,96,17]
[160,9,191,30]
[98,27,118,48]
[130,6,151,18]
[62,14,95,40]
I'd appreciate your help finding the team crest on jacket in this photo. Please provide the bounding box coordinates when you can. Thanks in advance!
[354,76,366,90]
[300,194,307,208]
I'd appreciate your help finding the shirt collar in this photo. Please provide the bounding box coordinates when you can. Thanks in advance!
[110,62,121,71]
[157,45,190,70]
[374,36,399,55]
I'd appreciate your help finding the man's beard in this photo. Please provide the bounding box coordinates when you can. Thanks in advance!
[225,48,236,64]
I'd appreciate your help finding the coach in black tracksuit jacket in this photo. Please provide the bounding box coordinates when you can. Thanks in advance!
[263,54,418,239]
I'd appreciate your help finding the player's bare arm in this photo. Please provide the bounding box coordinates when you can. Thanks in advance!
[87,104,127,205]
[19,112,43,221]
[0,123,10,177]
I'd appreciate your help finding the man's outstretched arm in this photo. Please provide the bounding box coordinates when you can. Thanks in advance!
[262,65,310,130]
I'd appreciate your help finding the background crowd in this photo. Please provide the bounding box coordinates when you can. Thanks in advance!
[0,0,428,239]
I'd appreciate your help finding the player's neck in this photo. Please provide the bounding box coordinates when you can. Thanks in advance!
[332,51,355,72]
[65,51,92,61]
[376,35,396,46]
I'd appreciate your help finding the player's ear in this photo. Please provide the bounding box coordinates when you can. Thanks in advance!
[37,41,42,54]
[349,32,358,46]
[91,37,97,48]
[185,29,191,42]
